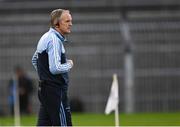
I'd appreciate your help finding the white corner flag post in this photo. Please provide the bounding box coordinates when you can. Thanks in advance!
[105,74,119,127]
[13,74,21,126]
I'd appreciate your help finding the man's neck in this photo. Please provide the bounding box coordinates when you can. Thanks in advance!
[54,28,64,37]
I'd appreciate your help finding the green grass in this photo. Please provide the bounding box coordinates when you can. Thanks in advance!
[0,112,180,126]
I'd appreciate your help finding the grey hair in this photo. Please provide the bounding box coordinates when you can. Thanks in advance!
[50,9,69,28]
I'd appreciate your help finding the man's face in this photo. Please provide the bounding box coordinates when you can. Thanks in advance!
[58,11,72,35]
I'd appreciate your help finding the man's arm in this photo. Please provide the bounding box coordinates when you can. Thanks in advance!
[32,50,38,71]
[47,35,73,74]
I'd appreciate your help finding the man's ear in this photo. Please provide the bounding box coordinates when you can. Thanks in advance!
[55,24,59,28]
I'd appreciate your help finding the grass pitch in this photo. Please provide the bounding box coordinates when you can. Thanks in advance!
[0,112,180,126]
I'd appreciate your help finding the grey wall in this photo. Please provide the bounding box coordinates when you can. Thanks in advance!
[0,0,180,114]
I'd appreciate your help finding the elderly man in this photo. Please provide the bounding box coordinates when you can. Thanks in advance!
[32,9,73,126]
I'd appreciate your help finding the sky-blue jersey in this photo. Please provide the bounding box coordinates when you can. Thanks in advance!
[32,28,72,88]
[32,28,72,74]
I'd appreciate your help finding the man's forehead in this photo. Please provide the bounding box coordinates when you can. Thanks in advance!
[61,11,72,20]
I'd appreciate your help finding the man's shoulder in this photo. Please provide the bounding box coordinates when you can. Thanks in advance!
[37,32,52,52]
[41,31,52,40]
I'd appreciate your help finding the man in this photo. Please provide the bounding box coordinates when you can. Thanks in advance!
[32,9,73,126]
[8,66,33,115]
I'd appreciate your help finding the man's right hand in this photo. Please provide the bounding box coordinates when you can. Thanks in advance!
[68,59,73,67]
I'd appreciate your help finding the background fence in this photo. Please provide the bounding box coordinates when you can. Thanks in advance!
[0,0,180,115]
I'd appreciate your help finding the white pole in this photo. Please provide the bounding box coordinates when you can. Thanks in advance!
[125,52,134,113]
[121,22,135,114]
[115,105,119,127]
[113,74,119,127]
[13,75,21,126]
[105,74,120,126]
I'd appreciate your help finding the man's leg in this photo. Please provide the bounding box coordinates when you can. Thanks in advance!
[42,84,61,126]
[37,104,51,126]
[61,90,73,126]
[37,84,51,126]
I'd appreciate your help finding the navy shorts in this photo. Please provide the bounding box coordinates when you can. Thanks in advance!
[37,81,72,126]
